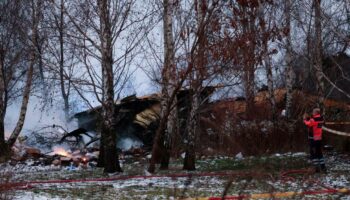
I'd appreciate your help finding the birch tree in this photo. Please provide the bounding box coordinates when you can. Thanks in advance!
[158,0,176,170]
[182,0,208,170]
[6,0,42,147]
[0,0,28,157]
[61,0,154,173]
[284,0,294,121]
[314,0,324,112]
[257,1,278,120]
[148,0,221,172]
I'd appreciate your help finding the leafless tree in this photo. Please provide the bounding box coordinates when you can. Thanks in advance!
[313,0,324,112]
[3,0,42,148]
[44,0,78,120]
[58,0,155,173]
[0,0,42,152]
[0,0,29,157]
[283,0,295,141]
[147,0,223,172]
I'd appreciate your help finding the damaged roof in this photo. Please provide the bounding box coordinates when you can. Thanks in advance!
[73,93,161,118]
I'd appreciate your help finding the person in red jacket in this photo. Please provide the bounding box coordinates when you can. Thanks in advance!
[303,113,315,160]
[303,108,326,173]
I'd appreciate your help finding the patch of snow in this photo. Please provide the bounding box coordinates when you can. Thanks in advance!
[323,175,349,188]
[281,109,286,117]
[235,152,243,160]
[292,152,307,157]
[0,161,61,175]
[181,152,186,159]
[15,192,67,200]
[144,169,152,176]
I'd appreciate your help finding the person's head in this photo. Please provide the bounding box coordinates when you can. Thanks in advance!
[313,108,321,115]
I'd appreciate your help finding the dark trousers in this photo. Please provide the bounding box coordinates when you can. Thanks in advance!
[309,139,326,170]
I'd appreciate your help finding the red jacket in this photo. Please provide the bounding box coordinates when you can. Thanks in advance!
[304,114,324,140]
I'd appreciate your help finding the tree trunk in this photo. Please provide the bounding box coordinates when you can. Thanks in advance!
[265,53,276,120]
[98,0,121,173]
[314,0,324,113]
[258,1,276,120]
[7,0,39,147]
[97,129,105,167]
[242,7,256,118]
[160,101,177,169]
[148,94,178,172]
[284,0,295,150]
[243,66,255,118]
[149,0,176,172]
[59,0,70,120]
[183,90,199,170]
[0,117,9,160]
[148,116,167,173]
[32,0,46,102]
[160,0,177,170]
[159,105,171,170]
[285,0,294,120]
[0,50,9,158]
[183,0,207,170]
[7,54,34,147]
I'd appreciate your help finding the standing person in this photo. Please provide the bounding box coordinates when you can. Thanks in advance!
[303,108,326,173]
[303,113,316,161]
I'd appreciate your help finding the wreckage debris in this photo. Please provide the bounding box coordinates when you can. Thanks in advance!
[8,142,149,170]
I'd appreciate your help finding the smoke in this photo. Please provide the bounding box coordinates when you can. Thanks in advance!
[4,96,78,138]
[117,137,143,151]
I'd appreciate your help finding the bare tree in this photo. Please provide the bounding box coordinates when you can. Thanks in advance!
[45,0,76,120]
[258,0,277,120]
[148,0,181,172]
[147,0,221,172]
[292,0,349,102]
[314,0,324,112]
[0,0,27,157]
[97,0,121,173]
[283,0,296,146]
[5,0,42,148]
[182,0,208,170]
[158,0,177,170]
[59,0,154,173]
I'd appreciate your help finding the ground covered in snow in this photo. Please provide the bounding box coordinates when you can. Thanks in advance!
[1,151,350,199]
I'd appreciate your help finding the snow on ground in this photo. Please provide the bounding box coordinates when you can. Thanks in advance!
[0,160,61,174]
[15,192,63,200]
[1,152,350,199]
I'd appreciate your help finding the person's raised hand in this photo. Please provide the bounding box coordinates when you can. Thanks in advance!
[303,113,309,120]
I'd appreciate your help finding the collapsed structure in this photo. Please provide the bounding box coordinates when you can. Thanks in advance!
[73,87,216,149]
[72,53,350,153]
[74,93,161,148]
[73,89,350,155]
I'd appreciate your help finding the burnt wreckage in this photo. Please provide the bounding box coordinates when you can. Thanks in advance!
[72,88,215,149]
[72,94,161,148]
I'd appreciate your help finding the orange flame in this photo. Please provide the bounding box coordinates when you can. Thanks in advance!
[82,157,88,163]
[52,147,71,158]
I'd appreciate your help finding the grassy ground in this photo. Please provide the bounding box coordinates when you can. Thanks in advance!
[3,152,350,199]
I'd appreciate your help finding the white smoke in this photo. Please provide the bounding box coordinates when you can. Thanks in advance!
[117,137,143,151]
[4,96,78,138]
